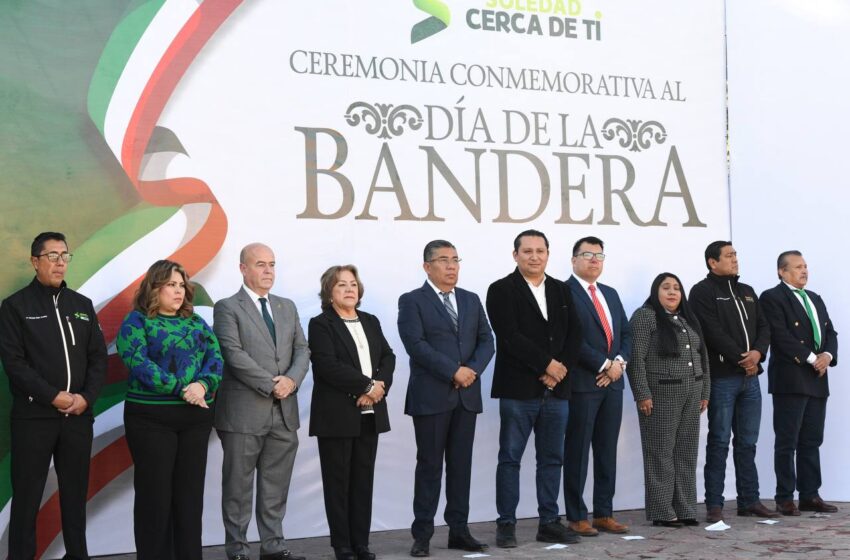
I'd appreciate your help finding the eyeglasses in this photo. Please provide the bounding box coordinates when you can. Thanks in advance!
[428,257,462,266]
[576,251,605,261]
[37,252,73,263]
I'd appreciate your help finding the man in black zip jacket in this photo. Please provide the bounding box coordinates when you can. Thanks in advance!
[0,232,107,560]
[689,240,774,524]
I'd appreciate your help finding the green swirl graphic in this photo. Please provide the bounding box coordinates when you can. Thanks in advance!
[411,0,451,43]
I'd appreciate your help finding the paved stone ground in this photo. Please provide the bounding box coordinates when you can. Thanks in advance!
[95,501,849,560]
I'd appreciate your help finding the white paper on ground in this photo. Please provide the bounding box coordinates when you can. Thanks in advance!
[544,543,570,549]
[811,513,831,518]
[462,554,490,558]
[622,535,646,540]
[757,519,780,525]
[705,520,732,531]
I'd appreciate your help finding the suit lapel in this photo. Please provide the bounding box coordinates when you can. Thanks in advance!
[512,269,545,321]
[269,295,289,348]
[237,288,275,348]
[326,309,360,365]
[544,276,562,323]
[360,313,381,368]
[422,282,457,333]
[570,277,604,333]
[781,284,813,334]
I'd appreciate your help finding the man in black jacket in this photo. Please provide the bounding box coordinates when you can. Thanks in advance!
[689,240,775,523]
[0,232,107,560]
[760,251,838,516]
[486,230,583,548]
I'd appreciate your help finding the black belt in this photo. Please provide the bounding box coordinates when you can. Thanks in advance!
[658,375,703,385]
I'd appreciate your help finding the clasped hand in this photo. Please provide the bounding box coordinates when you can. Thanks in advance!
[181,382,209,408]
[52,391,88,415]
[357,380,386,408]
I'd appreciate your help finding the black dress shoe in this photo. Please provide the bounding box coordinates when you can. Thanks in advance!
[776,500,801,516]
[495,522,517,548]
[680,518,700,526]
[261,551,306,560]
[653,519,684,527]
[409,539,429,557]
[737,501,780,518]
[354,545,375,560]
[448,531,488,552]
[536,519,581,544]
[334,547,356,560]
[799,497,839,513]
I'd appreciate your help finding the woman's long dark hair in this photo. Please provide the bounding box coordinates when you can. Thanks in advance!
[645,272,702,357]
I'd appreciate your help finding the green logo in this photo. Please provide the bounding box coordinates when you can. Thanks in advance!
[411,0,451,43]
[74,312,90,321]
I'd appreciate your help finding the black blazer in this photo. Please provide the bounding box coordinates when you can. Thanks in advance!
[308,308,395,437]
[760,283,838,398]
[486,269,582,400]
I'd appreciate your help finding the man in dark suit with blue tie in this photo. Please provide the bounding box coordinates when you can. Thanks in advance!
[760,251,838,516]
[398,240,495,558]
[563,237,632,536]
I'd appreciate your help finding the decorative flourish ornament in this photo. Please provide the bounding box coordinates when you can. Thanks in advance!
[345,102,424,140]
[602,118,667,152]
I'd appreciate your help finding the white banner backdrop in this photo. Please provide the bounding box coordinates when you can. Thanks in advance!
[726,0,849,503]
[17,1,729,556]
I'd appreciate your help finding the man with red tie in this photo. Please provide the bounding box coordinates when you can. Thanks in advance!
[564,236,632,536]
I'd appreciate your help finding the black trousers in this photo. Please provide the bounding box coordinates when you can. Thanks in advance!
[9,415,93,560]
[124,402,214,560]
[411,406,477,541]
[564,389,623,521]
[772,394,827,502]
[317,414,379,551]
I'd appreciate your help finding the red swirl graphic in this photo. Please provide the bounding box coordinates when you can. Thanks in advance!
[32,2,242,557]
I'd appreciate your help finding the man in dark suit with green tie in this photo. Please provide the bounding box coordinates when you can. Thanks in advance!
[760,251,838,516]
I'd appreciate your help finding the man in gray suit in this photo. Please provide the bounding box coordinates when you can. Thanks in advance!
[214,243,310,560]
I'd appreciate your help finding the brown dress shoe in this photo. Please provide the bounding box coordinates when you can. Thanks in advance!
[737,501,780,518]
[706,506,723,523]
[799,497,838,513]
[592,517,629,534]
[776,500,801,516]
[568,519,599,536]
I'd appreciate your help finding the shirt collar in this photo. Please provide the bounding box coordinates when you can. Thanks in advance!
[571,274,596,292]
[426,278,454,296]
[243,284,268,302]
[783,281,805,293]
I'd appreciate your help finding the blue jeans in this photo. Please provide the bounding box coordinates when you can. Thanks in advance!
[496,394,569,525]
[704,375,762,509]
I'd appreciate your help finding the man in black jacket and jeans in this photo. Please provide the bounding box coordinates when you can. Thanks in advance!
[0,232,107,560]
[486,230,583,548]
[689,241,776,523]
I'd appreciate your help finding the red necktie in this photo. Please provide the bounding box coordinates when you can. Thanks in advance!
[589,285,613,352]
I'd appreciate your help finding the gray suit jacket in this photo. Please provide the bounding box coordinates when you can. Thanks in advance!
[213,287,310,433]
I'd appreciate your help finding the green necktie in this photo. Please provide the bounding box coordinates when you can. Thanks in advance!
[796,289,821,349]
[259,297,277,346]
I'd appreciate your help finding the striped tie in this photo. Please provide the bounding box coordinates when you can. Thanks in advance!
[589,285,613,352]
[441,291,458,332]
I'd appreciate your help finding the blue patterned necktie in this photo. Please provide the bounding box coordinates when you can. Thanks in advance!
[441,291,458,332]
[259,297,277,345]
